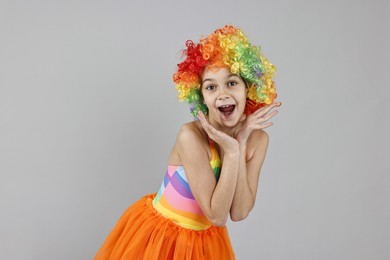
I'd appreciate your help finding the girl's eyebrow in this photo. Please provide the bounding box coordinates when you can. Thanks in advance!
[227,74,240,78]
[201,78,215,84]
[202,74,238,84]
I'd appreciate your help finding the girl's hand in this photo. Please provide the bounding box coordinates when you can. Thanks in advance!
[235,101,281,144]
[197,110,239,153]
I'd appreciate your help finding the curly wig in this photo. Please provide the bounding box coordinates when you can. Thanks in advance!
[173,25,277,117]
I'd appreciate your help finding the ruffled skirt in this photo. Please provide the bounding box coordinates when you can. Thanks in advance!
[94,193,235,260]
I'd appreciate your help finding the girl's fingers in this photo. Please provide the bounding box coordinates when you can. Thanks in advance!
[260,110,278,121]
[253,121,273,130]
[199,119,212,135]
[197,111,234,145]
[245,107,278,130]
[254,101,281,117]
[260,122,273,129]
[253,103,272,114]
[198,111,218,137]
[255,105,276,117]
[197,110,205,122]
[256,107,279,122]
[198,111,209,128]
[198,111,214,128]
[248,109,277,126]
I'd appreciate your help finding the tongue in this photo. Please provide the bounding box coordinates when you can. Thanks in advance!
[219,105,235,113]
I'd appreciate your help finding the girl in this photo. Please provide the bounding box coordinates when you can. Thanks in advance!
[95,25,280,259]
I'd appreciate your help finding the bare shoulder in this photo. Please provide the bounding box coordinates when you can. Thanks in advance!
[168,121,208,165]
[250,129,269,144]
[247,129,269,161]
[177,121,201,140]
[176,121,207,146]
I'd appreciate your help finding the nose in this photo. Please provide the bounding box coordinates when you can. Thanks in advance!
[217,87,230,101]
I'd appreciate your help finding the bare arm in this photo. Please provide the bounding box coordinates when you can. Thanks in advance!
[230,102,280,221]
[177,123,239,226]
[229,130,269,221]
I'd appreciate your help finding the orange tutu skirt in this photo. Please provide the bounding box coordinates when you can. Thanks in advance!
[94,193,235,260]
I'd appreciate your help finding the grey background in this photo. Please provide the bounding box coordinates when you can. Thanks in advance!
[0,0,389,259]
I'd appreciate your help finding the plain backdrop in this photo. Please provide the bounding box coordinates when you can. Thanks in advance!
[0,0,389,259]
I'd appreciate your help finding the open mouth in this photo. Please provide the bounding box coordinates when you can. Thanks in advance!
[218,104,236,117]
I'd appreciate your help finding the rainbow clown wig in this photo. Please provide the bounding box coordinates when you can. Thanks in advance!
[173,25,277,117]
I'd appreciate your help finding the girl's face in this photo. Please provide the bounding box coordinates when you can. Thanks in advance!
[201,67,247,128]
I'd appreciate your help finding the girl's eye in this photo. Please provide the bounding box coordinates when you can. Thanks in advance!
[228,81,237,87]
[205,85,216,91]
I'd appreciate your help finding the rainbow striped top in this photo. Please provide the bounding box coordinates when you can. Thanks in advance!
[152,138,221,230]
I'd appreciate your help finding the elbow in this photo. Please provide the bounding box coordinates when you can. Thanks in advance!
[230,198,255,222]
[230,211,250,222]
